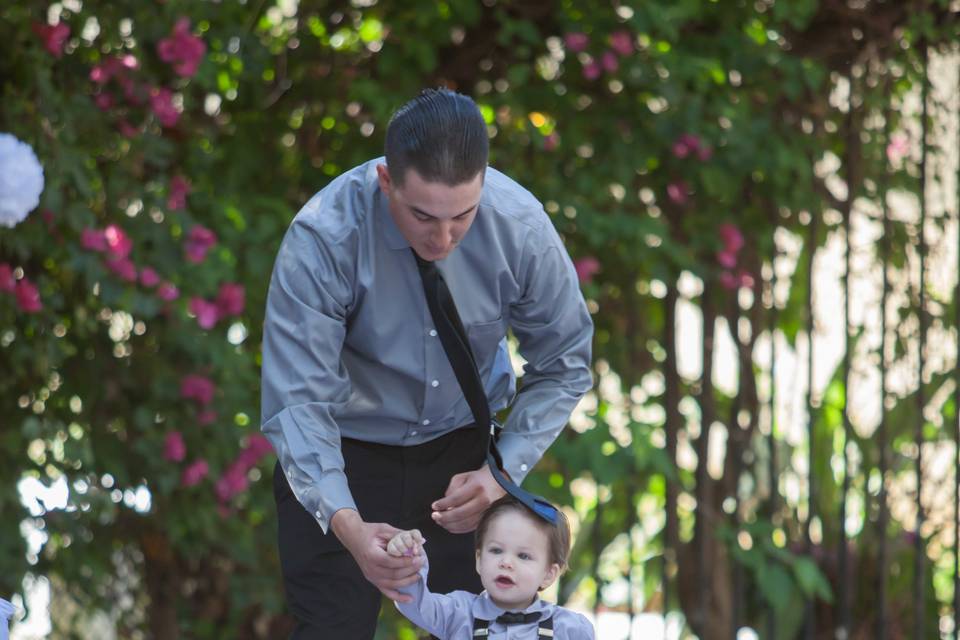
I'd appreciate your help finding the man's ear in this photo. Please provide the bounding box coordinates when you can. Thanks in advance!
[539,563,561,591]
[376,163,392,195]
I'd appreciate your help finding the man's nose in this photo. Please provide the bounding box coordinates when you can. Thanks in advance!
[433,221,454,248]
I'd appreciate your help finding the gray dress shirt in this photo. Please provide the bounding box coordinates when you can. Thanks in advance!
[396,557,596,639]
[260,158,593,532]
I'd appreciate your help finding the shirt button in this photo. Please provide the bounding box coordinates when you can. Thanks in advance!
[431,379,439,387]
[315,511,322,519]
[422,419,431,426]
[520,464,528,472]
[411,430,418,436]
[429,329,438,337]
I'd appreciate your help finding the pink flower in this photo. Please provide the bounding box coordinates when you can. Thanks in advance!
[14,279,42,313]
[197,409,218,426]
[719,270,755,291]
[33,22,70,58]
[678,133,701,151]
[719,271,739,290]
[94,93,114,111]
[89,55,137,85]
[139,267,160,288]
[543,132,559,152]
[234,433,273,473]
[574,257,601,284]
[886,134,909,163]
[582,60,601,80]
[215,467,249,502]
[157,282,180,301]
[184,225,217,263]
[150,87,180,128]
[181,459,209,487]
[81,228,107,252]
[163,431,186,462]
[666,181,689,205]
[237,434,274,469]
[697,144,713,161]
[157,18,206,78]
[673,133,705,160]
[718,223,744,253]
[0,264,15,293]
[609,30,633,56]
[167,175,191,211]
[117,120,140,138]
[215,283,245,317]
[120,54,139,71]
[601,51,619,73]
[40,209,56,230]
[189,296,220,329]
[246,434,273,458]
[89,58,121,84]
[564,32,589,53]
[105,257,138,282]
[180,374,216,405]
[104,224,133,258]
[716,250,737,269]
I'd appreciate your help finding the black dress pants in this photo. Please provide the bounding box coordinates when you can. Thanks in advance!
[273,425,487,639]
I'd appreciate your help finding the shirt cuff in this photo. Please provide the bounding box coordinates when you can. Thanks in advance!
[494,433,541,485]
[297,468,357,533]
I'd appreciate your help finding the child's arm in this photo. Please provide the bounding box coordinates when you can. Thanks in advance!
[387,530,466,638]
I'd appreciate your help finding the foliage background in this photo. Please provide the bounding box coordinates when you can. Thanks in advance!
[3,0,960,638]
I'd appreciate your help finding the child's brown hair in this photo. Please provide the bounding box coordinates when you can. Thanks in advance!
[475,495,571,571]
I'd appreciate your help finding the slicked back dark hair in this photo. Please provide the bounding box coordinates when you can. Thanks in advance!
[384,88,488,187]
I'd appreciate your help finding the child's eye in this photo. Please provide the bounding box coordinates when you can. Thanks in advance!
[519,553,532,560]
[489,547,502,554]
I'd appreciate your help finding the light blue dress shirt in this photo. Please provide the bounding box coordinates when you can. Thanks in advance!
[396,557,596,639]
[260,158,593,532]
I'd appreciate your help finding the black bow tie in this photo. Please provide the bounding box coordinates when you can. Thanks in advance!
[496,611,540,625]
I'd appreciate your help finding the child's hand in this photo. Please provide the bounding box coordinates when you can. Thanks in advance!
[386,529,425,558]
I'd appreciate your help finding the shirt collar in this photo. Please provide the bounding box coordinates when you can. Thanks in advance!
[376,188,410,250]
[472,591,553,622]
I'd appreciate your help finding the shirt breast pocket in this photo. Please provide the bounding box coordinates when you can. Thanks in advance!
[466,317,506,370]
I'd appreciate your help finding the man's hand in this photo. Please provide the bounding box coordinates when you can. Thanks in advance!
[331,509,423,603]
[431,465,506,534]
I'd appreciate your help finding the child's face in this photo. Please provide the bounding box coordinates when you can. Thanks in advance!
[475,510,561,611]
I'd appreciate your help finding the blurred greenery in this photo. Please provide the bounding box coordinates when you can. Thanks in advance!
[2,0,959,638]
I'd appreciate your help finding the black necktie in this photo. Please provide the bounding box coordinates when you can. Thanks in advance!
[413,251,559,524]
[496,611,540,625]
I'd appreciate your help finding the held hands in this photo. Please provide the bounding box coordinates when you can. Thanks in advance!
[431,464,506,534]
[387,529,425,558]
[330,509,423,603]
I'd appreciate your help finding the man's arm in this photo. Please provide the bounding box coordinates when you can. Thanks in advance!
[431,221,592,534]
[493,222,594,483]
[261,217,421,596]
[261,217,356,532]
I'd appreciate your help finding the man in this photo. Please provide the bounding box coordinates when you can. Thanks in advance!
[261,88,593,638]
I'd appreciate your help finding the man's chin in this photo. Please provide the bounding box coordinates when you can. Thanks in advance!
[417,247,451,261]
